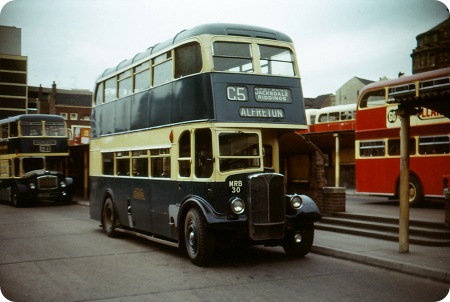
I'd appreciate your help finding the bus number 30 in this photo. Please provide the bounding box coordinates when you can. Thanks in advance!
[227,86,248,101]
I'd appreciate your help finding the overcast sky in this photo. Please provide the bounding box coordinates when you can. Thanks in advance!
[0,0,448,97]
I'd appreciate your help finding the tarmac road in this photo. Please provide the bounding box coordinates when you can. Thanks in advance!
[0,201,448,302]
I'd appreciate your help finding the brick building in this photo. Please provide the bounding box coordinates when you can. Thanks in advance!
[30,82,92,145]
[411,17,450,74]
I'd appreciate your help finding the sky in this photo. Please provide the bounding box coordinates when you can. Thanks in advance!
[0,0,448,97]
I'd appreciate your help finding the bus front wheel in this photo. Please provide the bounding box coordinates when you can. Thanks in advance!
[282,225,314,257]
[102,197,119,238]
[184,207,214,266]
[11,186,21,207]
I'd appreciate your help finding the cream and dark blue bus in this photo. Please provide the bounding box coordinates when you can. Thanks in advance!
[0,114,73,206]
[89,23,321,266]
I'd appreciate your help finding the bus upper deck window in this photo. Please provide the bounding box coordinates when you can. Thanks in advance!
[21,122,42,136]
[213,42,253,73]
[153,52,173,86]
[359,89,385,108]
[175,42,202,78]
[45,122,66,136]
[259,45,295,76]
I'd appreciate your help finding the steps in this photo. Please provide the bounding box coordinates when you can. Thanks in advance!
[315,213,450,246]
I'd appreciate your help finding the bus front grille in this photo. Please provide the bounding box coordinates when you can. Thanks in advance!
[247,173,285,240]
[37,175,58,190]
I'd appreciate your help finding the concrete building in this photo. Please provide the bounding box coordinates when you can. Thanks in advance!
[0,26,28,118]
[335,76,373,105]
[411,17,450,74]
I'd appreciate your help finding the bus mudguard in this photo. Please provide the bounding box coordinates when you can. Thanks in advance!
[285,194,321,227]
[177,195,246,228]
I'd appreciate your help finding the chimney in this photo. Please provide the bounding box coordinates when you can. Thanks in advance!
[48,81,57,115]
[52,81,57,97]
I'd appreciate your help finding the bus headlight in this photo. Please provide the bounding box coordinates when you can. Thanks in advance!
[290,194,303,209]
[230,197,245,214]
[60,181,66,188]
[29,182,36,190]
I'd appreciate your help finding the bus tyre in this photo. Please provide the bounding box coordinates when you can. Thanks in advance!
[282,225,314,257]
[408,175,423,207]
[184,207,214,267]
[102,197,119,238]
[11,186,21,208]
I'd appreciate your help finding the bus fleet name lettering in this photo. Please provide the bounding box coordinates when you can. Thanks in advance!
[239,107,285,118]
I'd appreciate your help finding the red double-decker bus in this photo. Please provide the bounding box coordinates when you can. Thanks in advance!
[355,68,450,206]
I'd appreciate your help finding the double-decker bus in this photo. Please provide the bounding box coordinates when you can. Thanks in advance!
[314,104,356,133]
[355,68,450,206]
[0,114,73,206]
[89,23,321,266]
[303,104,355,134]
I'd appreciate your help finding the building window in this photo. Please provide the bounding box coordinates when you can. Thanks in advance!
[60,113,68,120]
[70,113,78,121]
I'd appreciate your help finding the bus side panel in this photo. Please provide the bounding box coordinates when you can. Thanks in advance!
[128,178,153,232]
[148,179,178,239]
[101,103,115,136]
[356,107,386,133]
[410,156,450,197]
[149,84,172,128]
[115,96,131,133]
[172,74,214,123]
[89,176,101,221]
[89,176,132,228]
[131,92,150,130]
[355,158,398,196]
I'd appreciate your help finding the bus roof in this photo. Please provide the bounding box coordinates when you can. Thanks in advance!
[98,23,293,80]
[316,103,356,115]
[0,114,66,124]
[358,67,450,99]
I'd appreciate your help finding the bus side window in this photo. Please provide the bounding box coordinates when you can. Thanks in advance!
[179,130,191,177]
[116,152,130,176]
[153,52,173,86]
[102,153,114,175]
[318,113,327,122]
[195,128,213,178]
[151,148,171,178]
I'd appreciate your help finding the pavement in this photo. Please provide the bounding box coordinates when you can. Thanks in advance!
[72,193,450,284]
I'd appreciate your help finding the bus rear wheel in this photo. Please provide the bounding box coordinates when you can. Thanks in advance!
[184,207,214,266]
[407,175,423,207]
[397,175,423,207]
[102,197,119,238]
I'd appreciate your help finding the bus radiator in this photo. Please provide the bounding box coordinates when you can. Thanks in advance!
[247,173,285,240]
